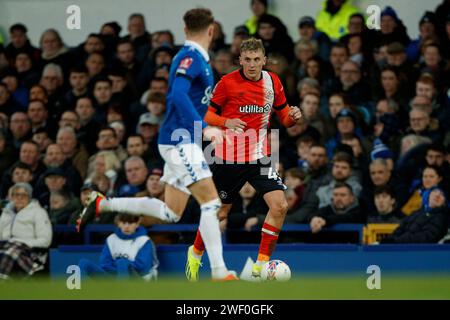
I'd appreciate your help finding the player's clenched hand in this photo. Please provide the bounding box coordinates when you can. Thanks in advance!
[225,118,247,132]
[289,106,303,123]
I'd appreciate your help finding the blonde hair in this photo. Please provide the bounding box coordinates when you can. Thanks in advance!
[294,39,317,55]
[240,37,265,55]
[400,134,432,157]
[99,151,120,169]
[87,150,121,178]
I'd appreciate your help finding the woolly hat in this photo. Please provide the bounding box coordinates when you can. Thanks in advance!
[419,11,438,27]
[381,6,399,22]
[298,16,315,29]
[371,139,394,161]
[335,108,357,124]
[102,21,122,36]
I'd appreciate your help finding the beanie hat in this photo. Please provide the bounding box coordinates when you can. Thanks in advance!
[419,11,438,27]
[335,108,357,124]
[371,138,394,161]
[381,6,399,23]
[103,21,122,36]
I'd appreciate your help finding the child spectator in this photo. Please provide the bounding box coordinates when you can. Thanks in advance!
[284,167,305,196]
[11,161,33,185]
[78,213,158,280]
[145,91,166,126]
[284,168,305,212]
[0,162,33,198]
[368,185,404,224]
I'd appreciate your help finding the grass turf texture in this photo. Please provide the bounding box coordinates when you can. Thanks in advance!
[2,274,450,300]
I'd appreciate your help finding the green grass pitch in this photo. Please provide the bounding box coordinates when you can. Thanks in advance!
[2,274,450,300]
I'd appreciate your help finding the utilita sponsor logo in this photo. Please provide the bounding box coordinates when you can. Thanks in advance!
[239,104,270,113]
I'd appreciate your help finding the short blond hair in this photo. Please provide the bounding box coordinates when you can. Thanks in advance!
[240,37,265,55]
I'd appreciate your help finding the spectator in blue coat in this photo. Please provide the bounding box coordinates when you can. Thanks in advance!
[78,213,158,280]
[381,186,449,243]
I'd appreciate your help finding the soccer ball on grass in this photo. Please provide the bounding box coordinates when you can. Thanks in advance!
[260,260,291,282]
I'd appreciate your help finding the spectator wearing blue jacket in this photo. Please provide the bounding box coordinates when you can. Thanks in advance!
[297,16,332,62]
[381,186,449,243]
[406,12,440,63]
[325,108,372,160]
[79,213,158,280]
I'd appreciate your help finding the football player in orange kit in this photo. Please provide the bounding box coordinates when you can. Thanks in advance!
[186,37,303,281]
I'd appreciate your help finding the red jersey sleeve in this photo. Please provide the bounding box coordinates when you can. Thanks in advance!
[271,72,288,111]
[204,107,227,127]
[270,72,295,127]
[209,78,228,113]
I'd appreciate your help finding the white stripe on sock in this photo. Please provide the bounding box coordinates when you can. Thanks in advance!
[261,228,278,236]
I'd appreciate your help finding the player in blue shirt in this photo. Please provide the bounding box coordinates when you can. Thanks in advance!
[158,37,212,145]
[78,8,237,281]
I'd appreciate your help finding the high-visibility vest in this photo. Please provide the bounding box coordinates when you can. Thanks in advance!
[316,0,360,41]
[245,16,259,36]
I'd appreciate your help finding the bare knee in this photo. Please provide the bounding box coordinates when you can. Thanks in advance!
[189,178,219,204]
[264,191,288,219]
[165,184,190,215]
[218,204,232,220]
[268,199,288,219]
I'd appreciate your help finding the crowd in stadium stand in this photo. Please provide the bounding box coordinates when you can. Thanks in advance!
[0,0,449,252]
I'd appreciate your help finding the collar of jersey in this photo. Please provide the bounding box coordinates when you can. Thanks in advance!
[239,68,263,82]
[184,40,210,62]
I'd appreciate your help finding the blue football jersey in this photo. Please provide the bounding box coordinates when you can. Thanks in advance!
[158,40,214,145]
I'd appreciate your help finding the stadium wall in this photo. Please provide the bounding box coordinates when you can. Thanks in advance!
[50,244,450,278]
[0,0,442,48]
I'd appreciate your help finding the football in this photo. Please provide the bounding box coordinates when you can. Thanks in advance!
[261,260,291,282]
